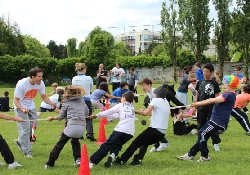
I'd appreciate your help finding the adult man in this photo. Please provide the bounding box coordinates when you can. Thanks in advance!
[96,63,108,89]
[111,63,125,92]
[14,67,56,158]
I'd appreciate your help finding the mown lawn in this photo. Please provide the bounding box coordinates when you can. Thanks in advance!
[0,85,250,175]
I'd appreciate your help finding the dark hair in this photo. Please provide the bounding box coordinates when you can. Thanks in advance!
[243,84,250,94]
[130,67,135,71]
[184,66,192,74]
[203,63,214,73]
[116,63,121,68]
[235,66,242,71]
[99,82,109,93]
[140,78,152,86]
[122,91,134,103]
[120,82,128,88]
[195,62,201,68]
[4,91,9,97]
[153,84,169,98]
[29,67,43,78]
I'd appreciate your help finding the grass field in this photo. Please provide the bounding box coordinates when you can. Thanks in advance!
[0,85,250,175]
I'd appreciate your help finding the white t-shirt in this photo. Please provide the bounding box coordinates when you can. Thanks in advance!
[149,98,170,132]
[72,74,93,96]
[40,94,60,109]
[14,77,46,110]
[111,67,125,83]
[147,88,156,101]
[96,102,135,136]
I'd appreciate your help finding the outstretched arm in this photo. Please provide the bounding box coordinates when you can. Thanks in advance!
[135,105,154,116]
[191,95,225,108]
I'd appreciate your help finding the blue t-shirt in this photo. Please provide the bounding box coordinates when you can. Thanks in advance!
[232,73,244,80]
[110,88,129,103]
[196,69,204,81]
[88,89,107,100]
[210,92,236,129]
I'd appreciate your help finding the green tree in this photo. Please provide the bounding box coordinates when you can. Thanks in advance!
[213,0,231,75]
[67,38,77,57]
[85,26,115,66]
[23,35,50,57]
[231,0,250,78]
[178,0,212,61]
[152,44,165,57]
[161,0,178,82]
[78,41,85,56]
[145,42,160,55]
[112,42,131,56]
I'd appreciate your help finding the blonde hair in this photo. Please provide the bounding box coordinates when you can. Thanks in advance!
[51,83,58,88]
[214,69,222,78]
[64,85,85,98]
[75,63,87,72]
[188,73,196,81]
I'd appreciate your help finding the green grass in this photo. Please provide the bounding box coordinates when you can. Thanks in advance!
[0,85,250,175]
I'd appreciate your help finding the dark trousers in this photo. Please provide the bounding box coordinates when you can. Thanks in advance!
[90,131,133,165]
[197,109,221,144]
[120,127,164,163]
[128,85,135,92]
[84,99,94,137]
[112,82,120,92]
[0,134,14,164]
[231,108,250,132]
[174,122,198,135]
[46,133,80,166]
[189,121,224,158]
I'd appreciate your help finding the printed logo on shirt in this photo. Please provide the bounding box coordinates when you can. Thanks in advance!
[24,89,38,99]
[205,84,214,96]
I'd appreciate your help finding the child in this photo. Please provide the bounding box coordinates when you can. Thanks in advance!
[178,75,239,162]
[116,86,170,166]
[213,69,222,85]
[48,83,58,96]
[0,91,10,112]
[110,82,129,106]
[195,63,221,151]
[37,87,64,118]
[231,84,250,135]
[45,85,89,169]
[188,73,198,120]
[194,62,204,81]
[0,113,23,170]
[127,68,139,92]
[139,78,155,108]
[88,91,135,168]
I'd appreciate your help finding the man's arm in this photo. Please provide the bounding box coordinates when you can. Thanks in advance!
[0,113,23,122]
[14,97,28,114]
[41,94,56,108]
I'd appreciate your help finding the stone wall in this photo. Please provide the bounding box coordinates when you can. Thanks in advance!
[135,62,249,83]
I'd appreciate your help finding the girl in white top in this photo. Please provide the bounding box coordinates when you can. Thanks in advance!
[117,86,170,166]
[88,91,135,168]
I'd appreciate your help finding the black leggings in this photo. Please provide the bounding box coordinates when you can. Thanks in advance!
[120,127,164,163]
[231,108,250,132]
[0,134,14,164]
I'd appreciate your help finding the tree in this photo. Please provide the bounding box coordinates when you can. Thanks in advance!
[78,41,85,57]
[231,0,250,78]
[152,44,165,56]
[67,38,77,57]
[23,35,50,57]
[161,0,178,82]
[145,42,160,55]
[0,16,26,56]
[46,40,67,59]
[111,42,131,56]
[178,0,212,61]
[85,26,115,66]
[213,0,231,75]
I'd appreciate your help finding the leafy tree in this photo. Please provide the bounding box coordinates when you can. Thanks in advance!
[78,41,85,56]
[145,42,160,55]
[152,44,165,56]
[111,42,131,56]
[67,38,77,58]
[178,0,212,61]
[47,40,67,59]
[231,0,250,78]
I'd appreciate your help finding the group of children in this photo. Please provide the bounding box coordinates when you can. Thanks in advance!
[1,62,250,171]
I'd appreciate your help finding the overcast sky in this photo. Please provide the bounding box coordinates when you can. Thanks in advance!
[0,0,236,45]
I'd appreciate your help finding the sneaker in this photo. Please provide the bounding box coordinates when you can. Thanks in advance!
[191,129,197,135]
[104,156,114,168]
[45,164,54,169]
[24,153,33,158]
[89,162,94,169]
[14,139,23,153]
[113,157,123,165]
[149,147,157,153]
[246,131,250,136]
[197,156,211,162]
[0,161,5,167]
[156,143,170,152]
[213,144,220,151]
[130,155,142,166]
[7,162,23,170]
[178,153,194,161]
[75,158,81,166]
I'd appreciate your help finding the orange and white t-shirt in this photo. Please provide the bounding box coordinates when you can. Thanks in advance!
[234,93,250,109]
[14,77,45,110]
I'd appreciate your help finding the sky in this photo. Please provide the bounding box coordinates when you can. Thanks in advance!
[0,0,236,45]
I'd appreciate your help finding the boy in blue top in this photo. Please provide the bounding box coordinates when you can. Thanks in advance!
[178,75,239,162]
[110,82,129,106]
[194,62,204,81]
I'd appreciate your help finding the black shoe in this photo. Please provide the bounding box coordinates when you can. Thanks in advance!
[130,155,142,166]
[113,157,123,165]
[86,135,96,142]
[45,163,54,169]
[104,156,113,168]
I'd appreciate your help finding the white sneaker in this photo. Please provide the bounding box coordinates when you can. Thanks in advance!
[7,162,23,170]
[149,147,157,153]
[24,153,33,158]
[213,144,220,151]
[178,153,193,161]
[0,161,5,167]
[197,156,211,162]
[191,129,197,135]
[246,131,250,136]
[156,143,170,152]
[89,162,94,169]
[75,158,81,166]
